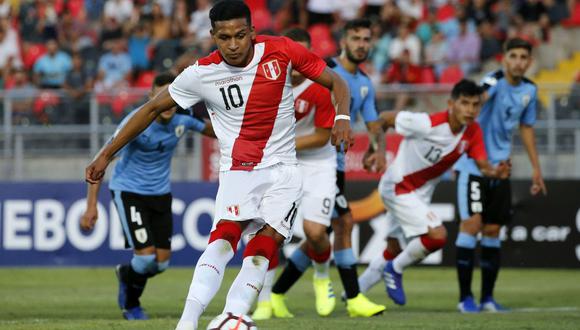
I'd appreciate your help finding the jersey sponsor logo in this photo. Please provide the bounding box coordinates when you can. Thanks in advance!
[226,204,240,217]
[262,59,281,80]
[175,124,185,138]
[360,86,369,98]
[522,94,531,107]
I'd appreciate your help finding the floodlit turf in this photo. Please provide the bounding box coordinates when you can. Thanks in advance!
[1,267,579,329]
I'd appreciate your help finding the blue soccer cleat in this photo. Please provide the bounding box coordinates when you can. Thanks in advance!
[383,262,406,305]
[122,306,149,320]
[457,296,480,313]
[480,297,509,313]
[115,264,128,310]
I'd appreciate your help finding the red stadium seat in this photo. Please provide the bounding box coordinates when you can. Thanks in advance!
[439,65,464,84]
[133,71,155,88]
[308,24,337,58]
[562,3,580,27]
[420,66,436,84]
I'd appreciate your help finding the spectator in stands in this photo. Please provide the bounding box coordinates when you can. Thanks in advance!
[171,0,190,39]
[33,39,73,89]
[104,0,133,24]
[466,0,494,25]
[543,0,571,25]
[128,23,151,71]
[479,19,502,62]
[151,1,171,41]
[389,21,421,65]
[416,9,439,44]
[397,0,424,21]
[0,23,22,69]
[38,0,60,40]
[188,0,212,52]
[0,0,13,18]
[18,1,44,42]
[446,17,481,75]
[6,68,38,125]
[64,53,93,124]
[424,29,448,78]
[518,0,548,23]
[439,5,477,39]
[85,0,106,22]
[382,49,421,111]
[95,38,132,92]
[379,1,402,36]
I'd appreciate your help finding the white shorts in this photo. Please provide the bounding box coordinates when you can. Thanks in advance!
[298,163,336,227]
[213,163,302,241]
[379,179,442,238]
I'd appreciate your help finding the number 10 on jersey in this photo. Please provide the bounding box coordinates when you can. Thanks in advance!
[219,84,244,110]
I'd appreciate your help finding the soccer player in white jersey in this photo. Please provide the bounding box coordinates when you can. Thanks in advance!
[84,1,353,329]
[251,28,337,320]
[358,80,510,306]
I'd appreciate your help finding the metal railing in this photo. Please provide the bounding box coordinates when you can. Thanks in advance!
[1,83,579,180]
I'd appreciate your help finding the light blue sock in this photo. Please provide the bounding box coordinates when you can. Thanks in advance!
[289,248,311,272]
[455,233,477,249]
[334,248,357,268]
[481,236,501,248]
[131,254,157,275]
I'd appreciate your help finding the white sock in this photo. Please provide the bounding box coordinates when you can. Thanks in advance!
[176,239,235,329]
[312,259,330,279]
[223,256,270,314]
[358,253,387,293]
[392,237,429,274]
[257,268,276,303]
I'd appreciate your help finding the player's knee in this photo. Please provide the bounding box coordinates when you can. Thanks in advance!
[209,221,243,253]
[131,254,158,275]
[482,224,501,237]
[460,215,482,235]
[304,223,328,245]
[421,230,447,252]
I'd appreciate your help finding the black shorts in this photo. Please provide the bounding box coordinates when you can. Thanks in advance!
[333,170,351,217]
[111,190,173,250]
[456,171,512,225]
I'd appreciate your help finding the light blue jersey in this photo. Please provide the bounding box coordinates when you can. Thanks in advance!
[327,58,379,171]
[454,70,537,175]
[109,111,206,195]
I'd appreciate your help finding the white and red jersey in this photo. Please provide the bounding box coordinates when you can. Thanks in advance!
[383,110,487,198]
[293,79,336,167]
[168,35,327,171]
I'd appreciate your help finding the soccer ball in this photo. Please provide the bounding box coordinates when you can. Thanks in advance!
[206,313,258,330]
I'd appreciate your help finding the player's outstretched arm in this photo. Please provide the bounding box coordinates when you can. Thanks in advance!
[85,87,177,184]
[80,181,101,231]
[520,124,547,195]
[475,159,511,180]
[312,68,353,151]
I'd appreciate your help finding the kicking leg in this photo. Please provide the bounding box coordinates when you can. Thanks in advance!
[304,220,334,316]
[385,225,447,305]
[176,220,243,330]
[359,237,401,293]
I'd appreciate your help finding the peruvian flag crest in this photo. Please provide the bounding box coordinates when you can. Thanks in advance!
[262,59,281,80]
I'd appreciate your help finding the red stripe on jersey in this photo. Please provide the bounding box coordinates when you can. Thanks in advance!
[394,123,481,195]
[230,44,289,171]
[197,51,223,66]
[429,111,449,127]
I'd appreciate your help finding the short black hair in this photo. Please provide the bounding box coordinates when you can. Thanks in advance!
[283,28,311,46]
[504,38,532,54]
[451,79,483,100]
[209,0,252,29]
[344,18,372,34]
[153,72,176,88]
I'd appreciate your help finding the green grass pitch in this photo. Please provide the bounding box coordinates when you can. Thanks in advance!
[1,267,579,329]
